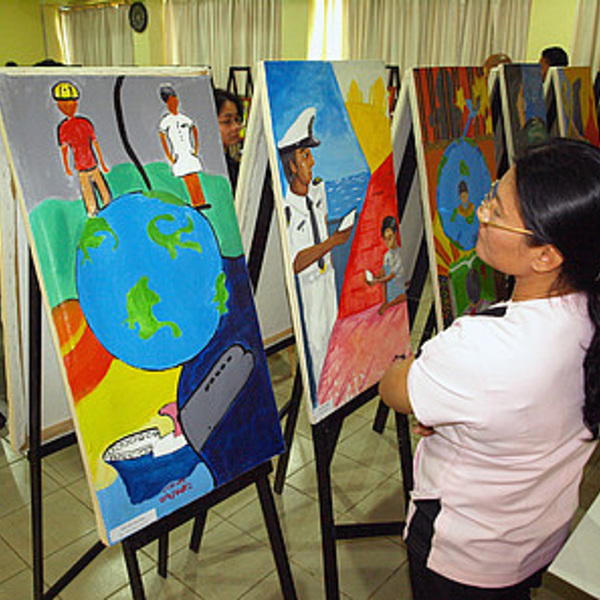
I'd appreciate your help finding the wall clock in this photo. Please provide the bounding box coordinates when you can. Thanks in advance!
[129,2,148,33]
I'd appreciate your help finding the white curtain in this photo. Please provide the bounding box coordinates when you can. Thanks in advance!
[343,0,531,73]
[571,0,600,74]
[166,0,281,88]
[59,3,134,66]
[308,0,344,59]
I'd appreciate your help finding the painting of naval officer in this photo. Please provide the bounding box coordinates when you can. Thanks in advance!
[277,107,353,386]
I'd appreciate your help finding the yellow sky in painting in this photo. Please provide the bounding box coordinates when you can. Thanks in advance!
[344,76,392,173]
[75,359,181,489]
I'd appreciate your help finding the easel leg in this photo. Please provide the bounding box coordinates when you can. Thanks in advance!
[28,256,44,600]
[255,470,298,600]
[372,399,390,434]
[313,420,343,600]
[274,368,303,494]
[158,533,168,578]
[189,508,208,553]
[122,541,146,600]
[395,412,414,510]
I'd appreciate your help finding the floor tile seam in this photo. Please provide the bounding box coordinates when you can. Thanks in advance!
[235,565,277,599]
[334,447,405,477]
[219,512,274,550]
[279,456,316,479]
[0,566,35,593]
[0,558,28,585]
[35,528,106,579]
[0,471,78,517]
[210,492,258,520]
[283,476,364,519]
[0,453,27,469]
[0,528,31,567]
[40,465,85,489]
[151,562,210,599]
[365,562,408,600]
[55,481,97,517]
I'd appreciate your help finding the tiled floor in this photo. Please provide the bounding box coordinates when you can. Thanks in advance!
[0,349,598,599]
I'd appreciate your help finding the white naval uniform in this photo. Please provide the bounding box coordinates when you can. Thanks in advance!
[286,180,338,387]
[159,112,203,177]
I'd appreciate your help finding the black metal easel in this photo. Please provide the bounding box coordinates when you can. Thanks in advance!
[28,256,106,600]
[241,162,416,599]
[311,384,413,600]
[123,460,296,600]
[386,65,401,116]
[226,66,254,100]
[27,255,297,599]
[244,161,303,496]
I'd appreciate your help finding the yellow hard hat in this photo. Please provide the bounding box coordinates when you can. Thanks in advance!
[52,81,79,101]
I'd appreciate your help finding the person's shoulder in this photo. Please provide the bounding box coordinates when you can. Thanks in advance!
[513,294,591,339]
[310,177,325,193]
[434,303,512,350]
[73,115,94,127]
[159,112,172,126]
[284,189,305,215]
[178,112,194,124]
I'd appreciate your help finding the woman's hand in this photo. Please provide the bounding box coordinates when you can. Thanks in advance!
[413,422,435,437]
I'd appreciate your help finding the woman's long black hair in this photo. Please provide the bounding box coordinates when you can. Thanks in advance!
[515,138,600,439]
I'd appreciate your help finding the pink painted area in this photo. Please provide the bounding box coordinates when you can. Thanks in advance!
[317,300,411,409]
[159,402,183,437]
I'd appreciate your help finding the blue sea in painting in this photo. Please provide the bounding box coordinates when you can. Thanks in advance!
[325,170,370,225]
[325,170,371,297]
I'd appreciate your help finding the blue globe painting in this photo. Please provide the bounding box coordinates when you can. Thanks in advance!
[76,193,226,370]
[436,138,491,251]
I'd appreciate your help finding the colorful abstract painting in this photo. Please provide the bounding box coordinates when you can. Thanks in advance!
[552,66,600,146]
[410,67,505,327]
[262,60,411,423]
[500,64,548,160]
[0,70,283,545]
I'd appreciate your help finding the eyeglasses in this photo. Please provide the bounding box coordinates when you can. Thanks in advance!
[478,180,534,236]
[218,116,243,126]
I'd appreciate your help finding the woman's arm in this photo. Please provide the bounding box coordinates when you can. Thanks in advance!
[379,355,414,414]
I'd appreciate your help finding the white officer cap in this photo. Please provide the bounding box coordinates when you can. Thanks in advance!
[277,107,321,153]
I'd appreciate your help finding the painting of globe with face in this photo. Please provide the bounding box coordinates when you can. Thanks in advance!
[436,138,491,252]
[76,192,225,370]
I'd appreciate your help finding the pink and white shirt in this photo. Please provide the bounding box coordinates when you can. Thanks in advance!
[407,293,596,588]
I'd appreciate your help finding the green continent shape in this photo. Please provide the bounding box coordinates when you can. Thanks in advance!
[124,276,182,340]
[436,154,448,184]
[147,214,202,259]
[213,272,229,316]
[459,159,470,178]
[79,217,119,265]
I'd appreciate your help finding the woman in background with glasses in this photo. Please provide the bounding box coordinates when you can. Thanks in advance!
[214,88,244,194]
[380,138,600,599]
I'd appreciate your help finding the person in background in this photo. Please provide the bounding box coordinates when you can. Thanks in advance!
[482,52,512,78]
[540,46,569,81]
[380,138,600,600]
[214,88,244,193]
